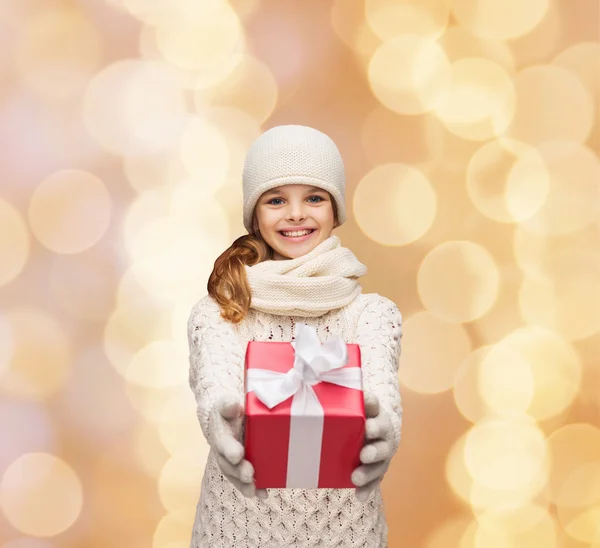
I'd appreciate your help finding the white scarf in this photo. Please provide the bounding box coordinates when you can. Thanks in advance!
[245,235,368,317]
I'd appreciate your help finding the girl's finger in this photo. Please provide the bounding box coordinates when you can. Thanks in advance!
[351,460,389,487]
[365,411,392,440]
[360,440,391,464]
[216,454,254,484]
[355,477,382,502]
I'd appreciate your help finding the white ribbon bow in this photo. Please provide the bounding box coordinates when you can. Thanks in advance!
[245,323,363,488]
[246,322,362,411]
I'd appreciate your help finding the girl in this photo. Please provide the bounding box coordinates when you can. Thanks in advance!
[187,125,403,547]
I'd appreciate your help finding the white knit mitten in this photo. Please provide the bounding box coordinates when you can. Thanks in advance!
[351,391,394,502]
[210,394,268,500]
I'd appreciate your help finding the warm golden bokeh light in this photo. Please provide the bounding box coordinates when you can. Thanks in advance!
[154,3,244,72]
[368,35,451,115]
[365,0,450,41]
[433,58,516,141]
[466,138,550,223]
[519,141,600,236]
[179,117,231,191]
[154,507,197,548]
[353,163,437,246]
[2,1,598,546]
[82,59,187,156]
[48,252,116,321]
[15,9,102,100]
[487,326,581,421]
[464,415,549,493]
[158,454,205,511]
[0,453,83,536]
[194,55,278,124]
[0,199,30,288]
[28,169,111,254]
[519,249,600,341]
[439,25,515,71]
[398,311,472,394]
[451,0,550,41]
[0,308,71,400]
[417,241,500,323]
[506,65,595,146]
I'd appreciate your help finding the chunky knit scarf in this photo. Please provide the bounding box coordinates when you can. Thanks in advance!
[245,235,368,317]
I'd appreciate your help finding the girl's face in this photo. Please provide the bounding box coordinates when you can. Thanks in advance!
[254,184,336,260]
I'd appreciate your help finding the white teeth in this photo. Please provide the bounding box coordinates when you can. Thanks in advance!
[281,229,313,237]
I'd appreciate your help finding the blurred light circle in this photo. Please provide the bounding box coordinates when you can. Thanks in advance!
[0,400,56,476]
[28,169,111,254]
[478,342,535,416]
[365,0,450,41]
[451,0,550,40]
[467,138,550,223]
[15,9,101,100]
[104,301,168,377]
[49,252,117,321]
[353,163,436,246]
[368,35,451,115]
[83,59,187,156]
[125,340,188,389]
[520,141,600,236]
[519,250,600,340]
[506,65,594,146]
[464,416,548,493]
[127,215,228,303]
[488,326,581,421]
[439,25,515,72]
[158,409,211,459]
[463,510,557,548]
[0,199,30,288]
[155,2,244,72]
[194,55,278,124]
[476,504,552,536]
[179,117,231,189]
[0,308,71,400]
[123,145,190,193]
[158,453,205,511]
[0,453,83,536]
[452,346,492,424]
[552,42,600,98]
[433,58,516,141]
[153,507,197,548]
[398,311,472,394]
[133,423,170,477]
[547,424,600,504]
[361,106,445,167]
[417,241,500,322]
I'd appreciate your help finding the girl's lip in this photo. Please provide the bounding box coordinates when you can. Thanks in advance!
[277,229,316,243]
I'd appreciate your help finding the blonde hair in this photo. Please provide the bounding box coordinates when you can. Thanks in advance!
[207,195,338,323]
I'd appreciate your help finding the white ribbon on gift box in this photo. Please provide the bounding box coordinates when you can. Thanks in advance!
[246,322,363,488]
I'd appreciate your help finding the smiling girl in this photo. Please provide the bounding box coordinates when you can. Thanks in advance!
[187,125,403,547]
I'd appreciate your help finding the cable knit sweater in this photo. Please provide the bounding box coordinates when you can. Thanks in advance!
[187,291,403,548]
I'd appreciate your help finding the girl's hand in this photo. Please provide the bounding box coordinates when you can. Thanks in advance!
[351,391,393,502]
[211,395,269,500]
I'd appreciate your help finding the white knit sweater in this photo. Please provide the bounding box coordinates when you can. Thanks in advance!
[187,292,403,547]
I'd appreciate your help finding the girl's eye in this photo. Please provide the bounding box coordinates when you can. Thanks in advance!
[268,196,324,205]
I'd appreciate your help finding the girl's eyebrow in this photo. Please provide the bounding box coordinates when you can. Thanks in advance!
[263,186,326,196]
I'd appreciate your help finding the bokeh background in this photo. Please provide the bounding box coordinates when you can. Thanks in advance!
[1,0,599,546]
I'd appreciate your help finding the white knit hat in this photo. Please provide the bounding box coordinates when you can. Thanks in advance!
[242,125,346,233]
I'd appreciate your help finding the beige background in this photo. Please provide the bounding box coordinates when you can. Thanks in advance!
[0,0,599,546]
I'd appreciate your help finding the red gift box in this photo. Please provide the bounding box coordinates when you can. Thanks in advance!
[243,326,365,489]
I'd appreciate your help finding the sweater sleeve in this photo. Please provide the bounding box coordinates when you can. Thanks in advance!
[187,295,245,446]
[355,294,403,456]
